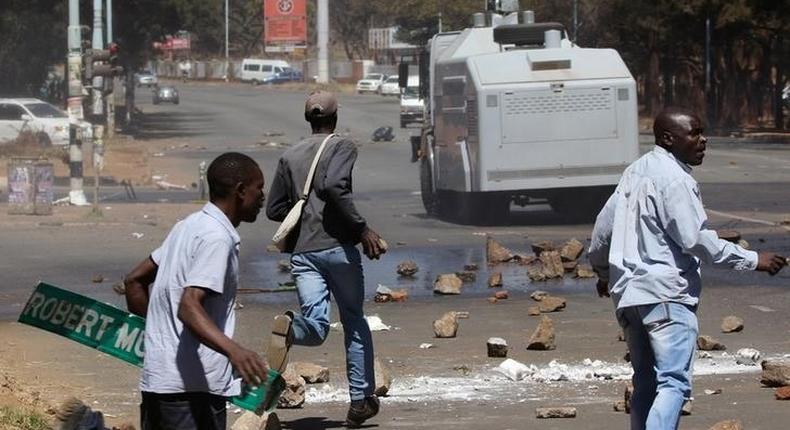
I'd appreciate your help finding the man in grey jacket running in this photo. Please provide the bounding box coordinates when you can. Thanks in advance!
[266,90,385,428]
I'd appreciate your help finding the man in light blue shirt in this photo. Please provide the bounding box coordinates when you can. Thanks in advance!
[589,107,786,430]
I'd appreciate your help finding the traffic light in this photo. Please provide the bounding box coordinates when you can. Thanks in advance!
[83,44,123,82]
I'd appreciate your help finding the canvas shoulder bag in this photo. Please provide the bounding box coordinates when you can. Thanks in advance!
[272,133,335,251]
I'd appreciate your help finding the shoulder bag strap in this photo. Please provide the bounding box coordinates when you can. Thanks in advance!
[300,133,335,199]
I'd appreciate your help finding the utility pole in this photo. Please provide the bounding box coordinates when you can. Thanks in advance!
[572,0,578,43]
[67,0,88,206]
[317,0,329,83]
[106,0,115,138]
[225,0,230,81]
[91,0,105,215]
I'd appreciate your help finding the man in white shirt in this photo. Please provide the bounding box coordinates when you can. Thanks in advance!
[589,107,786,430]
[124,152,269,430]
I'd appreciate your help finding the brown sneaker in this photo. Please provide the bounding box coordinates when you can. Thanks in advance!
[346,395,380,428]
[267,313,293,374]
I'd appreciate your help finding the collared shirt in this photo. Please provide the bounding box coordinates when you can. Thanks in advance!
[141,202,242,396]
[588,146,757,311]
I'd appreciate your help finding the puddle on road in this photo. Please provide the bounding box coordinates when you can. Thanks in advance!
[242,246,596,306]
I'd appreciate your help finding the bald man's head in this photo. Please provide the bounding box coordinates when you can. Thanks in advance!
[653,107,707,166]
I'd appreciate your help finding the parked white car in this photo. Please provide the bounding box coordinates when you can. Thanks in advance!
[356,73,386,94]
[0,98,75,146]
[135,70,158,87]
[379,76,401,96]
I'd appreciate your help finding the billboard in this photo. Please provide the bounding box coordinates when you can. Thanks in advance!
[264,0,307,49]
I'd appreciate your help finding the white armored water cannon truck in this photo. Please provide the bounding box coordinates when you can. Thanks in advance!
[404,0,639,224]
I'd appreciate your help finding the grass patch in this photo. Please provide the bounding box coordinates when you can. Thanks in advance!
[0,405,50,430]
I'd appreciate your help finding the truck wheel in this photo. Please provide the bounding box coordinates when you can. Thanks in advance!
[420,157,440,217]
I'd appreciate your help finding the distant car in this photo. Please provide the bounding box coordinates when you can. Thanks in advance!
[153,86,179,105]
[136,70,158,87]
[0,98,86,146]
[262,68,304,85]
[356,73,386,94]
[380,76,401,96]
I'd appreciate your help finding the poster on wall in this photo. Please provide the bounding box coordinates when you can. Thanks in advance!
[264,0,307,52]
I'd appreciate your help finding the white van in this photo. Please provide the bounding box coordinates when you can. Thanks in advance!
[240,59,290,84]
[400,75,424,128]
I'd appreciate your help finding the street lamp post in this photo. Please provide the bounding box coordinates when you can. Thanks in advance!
[225,0,229,81]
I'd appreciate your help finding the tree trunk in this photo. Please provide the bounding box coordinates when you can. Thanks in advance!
[646,46,662,116]
[774,35,785,130]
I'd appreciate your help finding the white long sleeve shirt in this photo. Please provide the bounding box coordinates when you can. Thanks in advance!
[588,146,758,310]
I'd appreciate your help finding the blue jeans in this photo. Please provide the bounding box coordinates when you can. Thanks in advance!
[290,245,375,401]
[618,302,698,430]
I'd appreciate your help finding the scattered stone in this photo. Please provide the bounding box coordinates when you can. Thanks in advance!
[527,306,541,316]
[738,239,750,249]
[761,360,790,387]
[433,312,459,338]
[234,301,244,310]
[112,281,125,295]
[538,296,566,313]
[487,297,499,304]
[374,357,392,397]
[91,274,104,283]
[721,315,744,333]
[574,264,596,278]
[708,420,743,430]
[562,261,578,273]
[704,388,722,395]
[681,399,692,415]
[613,400,626,412]
[396,260,419,277]
[535,407,576,418]
[463,263,479,271]
[453,311,470,319]
[697,335,726,351]
[494,358,533,381]
[487,272,503,288]
[388,290,408,302]
[530,290,549,301]
[624,383,633,413]
[277,260,291,273]
[487,337,508,358]
[539,251,564,279]
[494,290,509,300]
[735,348,761,366]
[231,411,281,430]
[433,274,463,295]
[453,364,471,376]
[527,316,556,350]
[698,351,713,359]
[266,245,279,253]
[531,240,555,255]
[528,267,548,282]
[515,254,537,265]
[455,271,477,283]
[717,230,741,243]
[290,362,329,384]
[559,238,584,262]
[487,236,514,264]
[277,367,306,409]
[374,285,408,303]
[775,386,790,400]
[419,343,433,349]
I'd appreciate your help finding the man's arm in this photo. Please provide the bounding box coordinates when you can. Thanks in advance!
[178,287,269,385]
[662,180,785,274]
[124,257,158,317]
[266,158,294,222]
[588,191,617,297]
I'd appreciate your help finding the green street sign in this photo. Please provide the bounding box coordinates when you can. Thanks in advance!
[18,282,284,414]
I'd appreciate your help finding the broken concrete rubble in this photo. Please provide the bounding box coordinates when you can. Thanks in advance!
[527,316,556,350]
[539,251,565,279]
[537,296,566,313]
[277,367,306,409]
[487,272,503,288]
[290,362,329,384]
[231,411,281,430]
[708,420,743,430]
[530,290,549,301]
[528,267,548,282]
[559,238,584,262]
[527,306,541,316]
[494,290,509,300]
[574,264,596,278]
[531,240,556,255]
[721,315,744,333]
[374,356,392,397]
[515,254,537,265]
[433,312,459,338]
[486,236,514,264]
[761,360,790,387]
[433,274,462,295]
[735,348,761,366]
[374,284,408,303]
[396,260,419,277]
[562,261,578,273]
[697,335,726,351]
[277,260,291,273]
[535,407,576,418]
[455,271,477,283]
[775,386,790,400]
[486,337,508,358]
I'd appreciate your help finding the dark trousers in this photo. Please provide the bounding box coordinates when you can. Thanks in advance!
[141,392,227,430]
